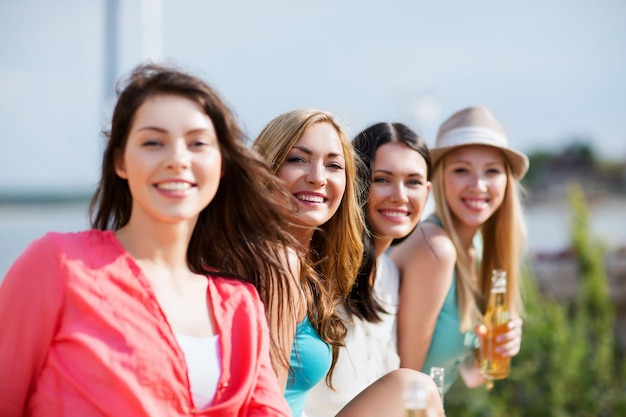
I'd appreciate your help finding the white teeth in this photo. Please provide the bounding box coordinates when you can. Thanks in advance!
[157,182,191,191]
[296,194,324,203]
[381,211,407,218]
[465,199,487,208]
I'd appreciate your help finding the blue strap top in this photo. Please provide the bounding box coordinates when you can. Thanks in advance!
[420,215,477,392]
[284,316,331,417]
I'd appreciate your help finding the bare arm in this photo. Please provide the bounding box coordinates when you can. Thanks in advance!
[390,223,456,371]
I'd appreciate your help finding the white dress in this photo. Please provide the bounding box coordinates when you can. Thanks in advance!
[303,254,400,417]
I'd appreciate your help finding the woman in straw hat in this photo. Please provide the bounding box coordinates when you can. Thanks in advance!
[390,106,527,392]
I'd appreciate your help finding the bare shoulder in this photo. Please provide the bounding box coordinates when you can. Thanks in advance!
[390,222,456,271]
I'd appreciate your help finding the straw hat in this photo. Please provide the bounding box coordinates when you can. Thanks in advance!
[431,106,529,179]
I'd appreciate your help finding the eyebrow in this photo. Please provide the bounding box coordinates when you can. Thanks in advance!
[373,169,426,178]
[135,126,214,135]
[292,145,345,159]
[135,126,167,133]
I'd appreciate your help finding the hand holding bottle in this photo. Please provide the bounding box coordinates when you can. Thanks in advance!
[476,318,523,357]
[476,269,522,389]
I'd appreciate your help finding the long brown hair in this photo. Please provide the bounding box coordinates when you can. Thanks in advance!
[253,108,365,386]
[89,63,306,371]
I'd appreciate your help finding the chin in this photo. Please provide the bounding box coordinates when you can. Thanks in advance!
[301,215,330,228]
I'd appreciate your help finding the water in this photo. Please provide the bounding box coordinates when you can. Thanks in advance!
[0,201,91,279]
[1,198,625,280]
[524,197,626,252]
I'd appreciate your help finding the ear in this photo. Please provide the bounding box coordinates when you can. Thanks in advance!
[114,152,128,179]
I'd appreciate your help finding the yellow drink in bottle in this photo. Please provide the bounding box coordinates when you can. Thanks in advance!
[479,269,511,381]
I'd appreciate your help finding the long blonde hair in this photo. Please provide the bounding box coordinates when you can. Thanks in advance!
[433,158,526,332]
[253,108,365,385]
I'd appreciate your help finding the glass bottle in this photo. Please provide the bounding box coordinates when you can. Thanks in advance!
[404,378,427,417]
[429,366,445,406]
[478,269,511,387]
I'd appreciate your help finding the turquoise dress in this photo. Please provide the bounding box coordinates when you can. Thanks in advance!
[284,316,331,417]
[420,215,477,392]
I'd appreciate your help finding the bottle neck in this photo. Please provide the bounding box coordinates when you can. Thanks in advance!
[488,290,506,307]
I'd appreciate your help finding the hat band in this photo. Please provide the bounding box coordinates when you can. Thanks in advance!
[437,126,508,149]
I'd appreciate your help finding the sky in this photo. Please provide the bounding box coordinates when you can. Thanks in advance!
[1,0,625,195]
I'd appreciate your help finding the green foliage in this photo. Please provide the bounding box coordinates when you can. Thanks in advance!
[562,140,597,165]
[521,150,552,186]
[443,182,625,417]
[567,183,619,415]
[523,139,626,194]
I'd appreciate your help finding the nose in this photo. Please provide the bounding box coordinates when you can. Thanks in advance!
[389,182,409,203]
[305,161,327,186]
[166,141,191,171]
[469,173,488,192]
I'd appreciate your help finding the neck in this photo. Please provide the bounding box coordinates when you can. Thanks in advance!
[374,236,393,258]
[115,216,196,272]
[297,227,316,250]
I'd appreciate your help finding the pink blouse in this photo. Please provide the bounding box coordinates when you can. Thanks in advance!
[0,230,290,417]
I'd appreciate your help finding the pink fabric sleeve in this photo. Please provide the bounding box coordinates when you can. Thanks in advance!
[0,233,64,417]
[246,292,292,417]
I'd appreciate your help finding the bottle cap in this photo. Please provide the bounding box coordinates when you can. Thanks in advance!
[491,269,507,292]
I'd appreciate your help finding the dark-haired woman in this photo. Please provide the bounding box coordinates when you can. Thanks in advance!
[305,122,432,417]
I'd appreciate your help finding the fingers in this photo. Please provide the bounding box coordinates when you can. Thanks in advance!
[509,317,523,329]
[496,336,521,356]
[475,318,523,357]
[495,318,523,356]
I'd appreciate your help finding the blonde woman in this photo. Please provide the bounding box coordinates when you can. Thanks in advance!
[254,109,444,417]
[391,106,527,392]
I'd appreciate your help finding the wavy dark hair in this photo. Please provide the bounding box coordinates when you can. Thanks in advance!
[348,122,431,322]
[89,62,305,372]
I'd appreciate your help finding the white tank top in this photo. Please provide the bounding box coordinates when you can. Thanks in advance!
[175,332,222,409]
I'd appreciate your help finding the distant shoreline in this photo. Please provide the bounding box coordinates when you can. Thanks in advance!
[1,196,625,280]
[1,194,624,251]
[0,192,92,205]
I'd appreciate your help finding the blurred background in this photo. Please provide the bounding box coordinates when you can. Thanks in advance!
[1,0,625,275]
[1,1,625,414]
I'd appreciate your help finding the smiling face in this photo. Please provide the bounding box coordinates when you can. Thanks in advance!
[442,144,508,232]
[115,94,222,227]
[276,122,347,229]
[367,142,431,251]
